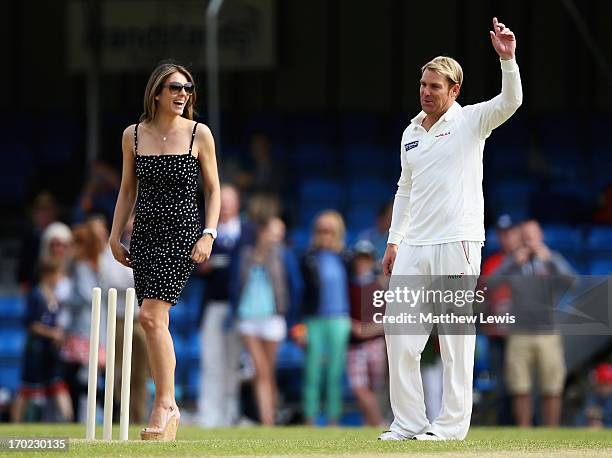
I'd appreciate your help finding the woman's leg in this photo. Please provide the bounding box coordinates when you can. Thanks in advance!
[325,317,351,424]
[54,389,74,422]
[242,334,275,425]
[139,298,176,428]
[304,319,325,424]
[262,339,280,424]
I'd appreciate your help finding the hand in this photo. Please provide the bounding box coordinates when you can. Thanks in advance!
[382,244,398,277]
[489,17,516,60]
[110,239,132,268]
[290,323,307,348]
[513,246,530,265]
[51,328,64,346]
[191,235,214,263]
[533,244,551,262]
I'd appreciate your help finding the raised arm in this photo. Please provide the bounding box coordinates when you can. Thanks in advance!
[191,124,221,263]
[463,17,523,139]
[109,125,138,268]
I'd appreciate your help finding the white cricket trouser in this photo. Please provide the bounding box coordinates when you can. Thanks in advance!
[385,241,482,440]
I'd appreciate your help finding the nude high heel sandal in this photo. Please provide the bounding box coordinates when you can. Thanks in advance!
[140,406,180,441]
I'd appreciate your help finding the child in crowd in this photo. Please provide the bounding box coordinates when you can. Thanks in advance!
[347,240,387,426]
[11,257,73,422]
[578,362,612,428]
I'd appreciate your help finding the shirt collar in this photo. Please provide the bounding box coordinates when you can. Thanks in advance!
[410,101,462,128]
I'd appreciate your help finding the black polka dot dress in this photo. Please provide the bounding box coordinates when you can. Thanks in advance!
[130,122,201,307]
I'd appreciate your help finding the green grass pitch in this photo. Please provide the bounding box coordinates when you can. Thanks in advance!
[0,424,611,457]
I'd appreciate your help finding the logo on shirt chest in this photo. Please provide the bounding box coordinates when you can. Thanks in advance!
[404,141,419,151]
[435,131,451,138]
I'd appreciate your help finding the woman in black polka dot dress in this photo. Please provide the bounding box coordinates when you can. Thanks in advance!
[109,63,220,440]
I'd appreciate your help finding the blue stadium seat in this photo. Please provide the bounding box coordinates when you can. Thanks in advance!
[339,113,383,144]
[484,145,529,178]
[488,114,529,146]
[276,340,304,370]
[346,205,377,233]
[185,363,200,400]
[0,296,26,321]
[586,227,612,251]
[0,143,34,206]
[285,114,334,143]
[0,362,21,391]
[0,329,26,358]
[185,332,200,361]
[487,180,535,207]
[292,144,338,178]
[542,225,584,251]
[288,227,311,253]
[589,259,612,275]
[483,227,501,254]
[299,179,344,204]
[342,144,388,174]
[347,178,394,204]
[243,112,285,138]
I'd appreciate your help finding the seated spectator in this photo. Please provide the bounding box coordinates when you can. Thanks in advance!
[11,258,73,422]
[577,363,612,428]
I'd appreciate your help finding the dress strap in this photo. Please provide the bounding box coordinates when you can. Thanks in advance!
[188,122,199,155]
[134,123,140,156]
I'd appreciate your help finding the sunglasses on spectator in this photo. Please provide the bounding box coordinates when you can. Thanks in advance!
[163,82,194,95]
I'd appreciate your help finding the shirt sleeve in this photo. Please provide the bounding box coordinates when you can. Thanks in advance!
[24,290,44,327]
[462,58,523,140]
[387,143,413,245]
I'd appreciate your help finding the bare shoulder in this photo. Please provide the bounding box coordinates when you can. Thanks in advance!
[121,123,138,155]
[193,121,213,139]
[193,122,215,150]
[122,123,138,139]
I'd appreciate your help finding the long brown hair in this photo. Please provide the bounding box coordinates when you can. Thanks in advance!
[140,62,197,123]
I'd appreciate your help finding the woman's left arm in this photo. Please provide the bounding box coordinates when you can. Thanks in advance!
[191,124,221,263]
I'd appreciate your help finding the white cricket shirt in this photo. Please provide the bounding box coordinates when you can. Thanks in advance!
[388,58,522,246]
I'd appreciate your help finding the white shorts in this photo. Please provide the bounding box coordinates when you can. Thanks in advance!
[238,315,287,342]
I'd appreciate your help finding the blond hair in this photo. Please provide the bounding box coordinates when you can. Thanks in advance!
[140,62,197,123]
[421,56,463,87]
[310,210,346,252]
[40,222,73,259]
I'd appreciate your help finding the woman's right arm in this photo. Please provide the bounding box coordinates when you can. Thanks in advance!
[109,125,138,267]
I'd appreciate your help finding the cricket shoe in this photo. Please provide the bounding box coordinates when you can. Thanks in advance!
[378,430,411,441]
[413,432,443,441]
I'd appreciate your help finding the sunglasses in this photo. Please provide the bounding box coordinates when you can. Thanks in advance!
[163,82,195,95]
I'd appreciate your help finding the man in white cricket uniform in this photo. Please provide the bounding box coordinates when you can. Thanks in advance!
[379,18,522,441]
